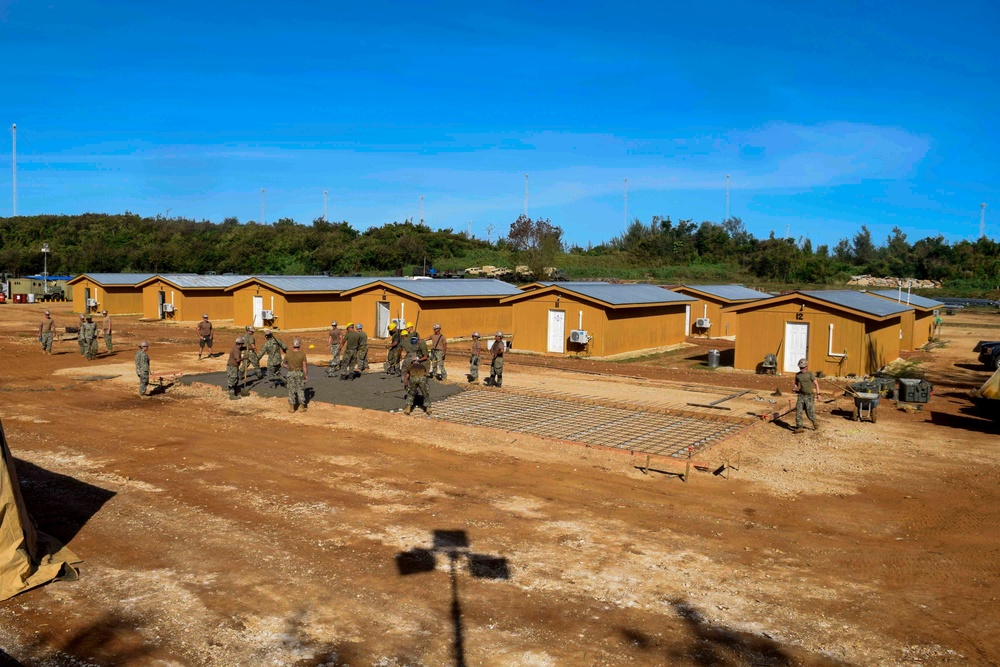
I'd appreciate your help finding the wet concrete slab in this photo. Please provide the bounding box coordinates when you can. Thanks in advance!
[179,366,464,412]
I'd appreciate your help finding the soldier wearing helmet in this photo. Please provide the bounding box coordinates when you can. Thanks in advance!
[339,323,362,380]
[793,358,821,433]
[428,323,447,381]
[487,331,505,388]
[467,331,482,383]
[81,314,99,361]
[77,314,87,357]
[196,314,214,360]
[283,338,309,412]
[225,336,246,400]
[260,329,288,385]
[327,320,343,375]
[356,323,369,372]
[242,325,263,379]
[403,356,431,416]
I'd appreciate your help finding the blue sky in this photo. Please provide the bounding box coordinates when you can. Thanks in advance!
[1,0,997,247]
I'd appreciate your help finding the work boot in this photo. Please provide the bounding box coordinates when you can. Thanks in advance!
[424,406,431,415]
[812,421,820,431]
[229,390,240,400]
[495,378,502,388]
[301,404,308,413]
[403,405,412,415]
[140,394,150,400]
[289,404,296,413]
[792,426,804,434]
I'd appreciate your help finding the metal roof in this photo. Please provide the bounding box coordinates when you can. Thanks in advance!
[157,274,252,289]
[559,283,696,306]
[681,284,770,302]
[76,273,157,286]
[250,276,377,293]
[869,289,944,310]
[383,278,522,298]
[801,290,913,317]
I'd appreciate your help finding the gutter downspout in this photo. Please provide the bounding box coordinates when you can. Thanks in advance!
[828,323,847,358]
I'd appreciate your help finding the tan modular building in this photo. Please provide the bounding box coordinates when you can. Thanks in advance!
[67,273,155,314]
[868,290,943,349]
[341,279,520,338]
[227,276,372,330]
[138,275,250,321]
[501,282,695,357]
[725,290,912,376]
[670,284,770,337]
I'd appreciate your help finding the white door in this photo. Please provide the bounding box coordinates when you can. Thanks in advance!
[252,295,263,328]
[376,301,390,338]
[547,309,566,353]
[157,291,165,319]
[783,322,809,373]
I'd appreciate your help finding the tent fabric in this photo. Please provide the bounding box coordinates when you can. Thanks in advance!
[0,419,80,601]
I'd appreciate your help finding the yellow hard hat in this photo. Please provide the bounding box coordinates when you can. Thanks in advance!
[400,329,409,335]
[388,322,397,330]
[406,321,414,329]
[346,322,354,328]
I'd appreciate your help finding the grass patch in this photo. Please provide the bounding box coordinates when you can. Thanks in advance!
[882,358,926,379]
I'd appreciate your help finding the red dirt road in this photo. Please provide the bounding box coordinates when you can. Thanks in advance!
[0,303,998,666]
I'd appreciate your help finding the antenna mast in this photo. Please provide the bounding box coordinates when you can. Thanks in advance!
[981,203,987,239]
[323,190,328,221]
[11,123,16,217]
[419,195,424,225]
[725,174,730,220]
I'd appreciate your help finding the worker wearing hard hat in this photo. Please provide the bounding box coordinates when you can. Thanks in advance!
[793,358,821,433]
[339,323,362,380]
[38,310,55,355]
[384,321,402,375]
[226,336,246,400]
[101,309,114,354]
[398,327,413,368]
[283,338,309,413]
[242,325,263,379]
[196,314,214,360]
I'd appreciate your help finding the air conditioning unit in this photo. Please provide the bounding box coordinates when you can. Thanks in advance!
[261,310,274,320]
[86,298,98,307]
[569,329,590,344]
[391,318,406,329]
[695,318,711,329]
[161,303,174,313]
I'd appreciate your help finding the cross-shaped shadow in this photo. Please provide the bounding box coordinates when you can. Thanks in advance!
[395,530,510,667]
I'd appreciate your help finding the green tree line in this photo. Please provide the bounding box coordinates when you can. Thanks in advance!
[1,213,998,296]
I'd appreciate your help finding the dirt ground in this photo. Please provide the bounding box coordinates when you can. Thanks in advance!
[0,303,998,666]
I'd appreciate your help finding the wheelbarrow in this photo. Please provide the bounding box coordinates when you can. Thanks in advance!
[852,391,880,423]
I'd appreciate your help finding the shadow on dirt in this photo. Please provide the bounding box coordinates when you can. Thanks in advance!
[929,410,1000,435]
[396,529,510,667]
[620,599,849,666]
[0,648,24,666]
[14,459,116,545]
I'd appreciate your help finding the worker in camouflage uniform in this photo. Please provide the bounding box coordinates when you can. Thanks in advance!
[226,337,246,400]
[793,358,821,433]
[487,331,505,388]
[241,326,263,379]
[38,310,55,354]
[403,356,431,416]
[467,331,481,383]
[384,321,401,375]
[76,314,87,356]
[398,327,412,369]
[135,340,151,399]
[283,338,309,413]
[260,329,287,384]
[327,320,342,376]
[81,315,99,361]
[101,310,114,354]
[339,323,361,380]
[428,323,447,380]
[356,323,369,372]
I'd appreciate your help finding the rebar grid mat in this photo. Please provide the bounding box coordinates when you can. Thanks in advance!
[432,390,750,458]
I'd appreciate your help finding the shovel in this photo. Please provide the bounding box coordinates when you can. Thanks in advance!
[240,356,250,397]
